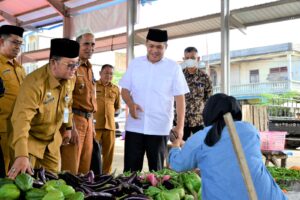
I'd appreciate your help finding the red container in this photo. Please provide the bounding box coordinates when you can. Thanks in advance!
[259,131,287,151]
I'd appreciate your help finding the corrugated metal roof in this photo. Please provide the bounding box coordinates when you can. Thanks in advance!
[1,0,299,63]
[202,42,300,63]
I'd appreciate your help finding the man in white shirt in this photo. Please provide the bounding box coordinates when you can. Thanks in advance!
[119,28,189,172]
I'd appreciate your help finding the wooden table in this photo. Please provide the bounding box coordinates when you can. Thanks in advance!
[262,150,288,168]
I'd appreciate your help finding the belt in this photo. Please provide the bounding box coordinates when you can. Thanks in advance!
[72,108,93,119]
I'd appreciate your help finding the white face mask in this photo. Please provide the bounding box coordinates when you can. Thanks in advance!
[184,59,198,68]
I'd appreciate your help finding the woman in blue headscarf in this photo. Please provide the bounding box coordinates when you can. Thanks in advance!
[169,93,287,200]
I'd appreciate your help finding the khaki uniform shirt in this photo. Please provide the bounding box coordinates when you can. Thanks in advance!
[11,64,74,159]
[72,60,97,112]
[94,80,120,130]
[0,54,26,133]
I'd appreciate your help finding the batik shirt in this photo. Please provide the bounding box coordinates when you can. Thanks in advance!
[175,68,212,127]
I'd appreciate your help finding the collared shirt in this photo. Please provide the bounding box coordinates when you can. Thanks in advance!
[94,80,120,130]
[0,54,26,133]
[72,60,97,113]
[11,64,75,159]
[177,68,212,127]
[119,56,189,136]
[169,122,287,200]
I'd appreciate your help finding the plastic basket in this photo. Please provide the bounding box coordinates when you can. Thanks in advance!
[259,131,287,151]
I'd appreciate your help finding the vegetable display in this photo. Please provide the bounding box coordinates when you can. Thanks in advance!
[0,168,200,199]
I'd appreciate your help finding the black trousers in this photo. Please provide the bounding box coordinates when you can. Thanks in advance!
[0,145,5,178]
[183,125,204,141]
[124,131,168,172]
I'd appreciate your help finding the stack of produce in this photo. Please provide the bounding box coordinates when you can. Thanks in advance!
[0,168,201,200]
[267,166,300,192]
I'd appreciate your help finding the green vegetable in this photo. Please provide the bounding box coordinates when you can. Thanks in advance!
[15,173,33,191]
[59,184,75,198]
[159,190,181,200]
[170,187,185,199]
[0,183,20,200]
[179,171,201,196]
[145,186,161,197]
[184,194,194,200]
[0,178,14,187]
[43,179,66,189]
[42,190,64,200]
[25,188,47,200]
[66,191,84,200]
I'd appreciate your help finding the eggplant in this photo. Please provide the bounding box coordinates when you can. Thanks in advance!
[84,191,115,200]
[44,170,59,180]
[94,174,114,182]
[126,171,137,184]
[78,170,95,183]
[32,179,44,188]
[37,167,47,183]
[58,172,83,188]
[121,182,143,195]
[123,194,150,200]
[81,175,113,190]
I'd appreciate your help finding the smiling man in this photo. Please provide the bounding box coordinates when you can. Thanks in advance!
[119,28,189,172]
[8,38,79,179]
[0,25,26,177]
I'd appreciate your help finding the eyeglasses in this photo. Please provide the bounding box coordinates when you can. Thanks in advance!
[61,62,80,70]
[7,39,24,47]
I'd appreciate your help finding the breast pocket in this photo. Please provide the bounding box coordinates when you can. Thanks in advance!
[34,99,56,125]
[108,91,117,104]
[74,77,85,95]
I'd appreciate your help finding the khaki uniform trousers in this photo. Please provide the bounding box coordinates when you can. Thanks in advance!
[61,114,93,174]
[95,129,115,174]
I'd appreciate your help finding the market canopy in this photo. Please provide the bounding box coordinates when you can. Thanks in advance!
[1,0,300,63]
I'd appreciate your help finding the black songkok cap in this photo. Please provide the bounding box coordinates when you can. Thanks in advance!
[50,38,80,58]
[0,25,24,37]
[146,28,168,42]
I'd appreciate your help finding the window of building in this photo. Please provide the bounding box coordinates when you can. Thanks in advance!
[210,69,217,86]
[250,69,259,83]
[267,66,288,81]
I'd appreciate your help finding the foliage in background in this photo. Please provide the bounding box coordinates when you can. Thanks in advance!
[259,91,300,118]
[259,91,300,105]
[112,70,125,85]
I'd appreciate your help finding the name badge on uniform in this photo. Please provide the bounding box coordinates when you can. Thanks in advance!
[63,107,69,123]
[63,94,70,123]
[43,91,54,104]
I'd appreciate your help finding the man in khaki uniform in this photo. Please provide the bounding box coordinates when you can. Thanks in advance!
[8,38,80,179]
[61,32,97,174]
[0,25,26,176]
[94,64,120,174]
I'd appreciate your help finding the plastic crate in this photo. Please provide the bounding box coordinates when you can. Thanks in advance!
[259,131,287,151]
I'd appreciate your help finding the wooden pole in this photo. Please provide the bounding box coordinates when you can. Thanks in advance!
[223,112,258,200]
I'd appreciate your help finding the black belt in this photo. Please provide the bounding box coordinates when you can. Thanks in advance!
[72,108,93,119]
